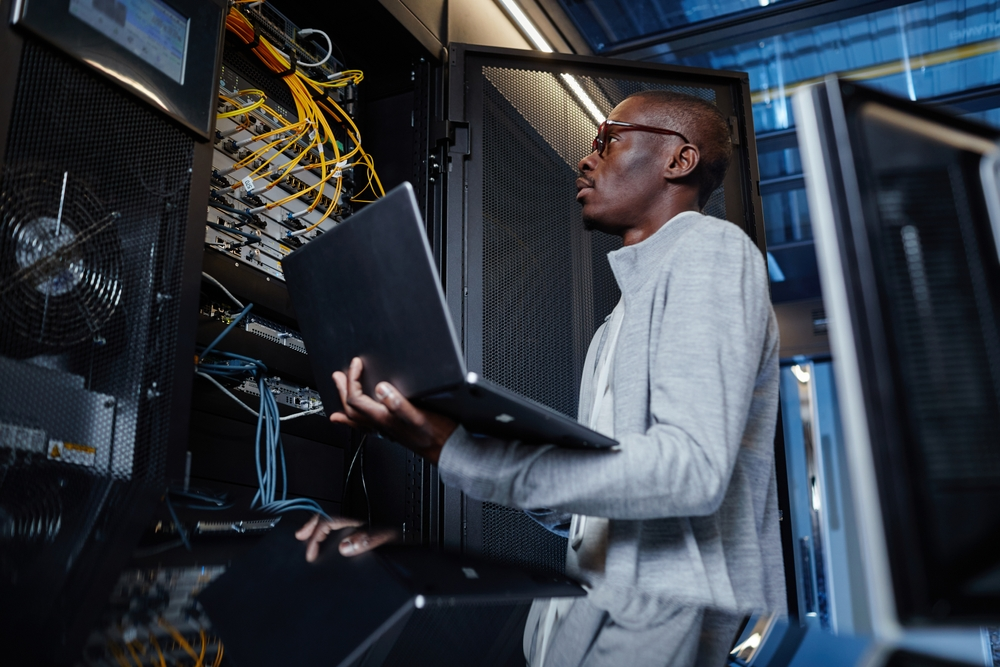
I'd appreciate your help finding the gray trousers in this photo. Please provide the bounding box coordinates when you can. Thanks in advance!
[526,597,743,667]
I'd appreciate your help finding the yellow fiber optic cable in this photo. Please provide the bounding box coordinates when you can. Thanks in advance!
[222,5,385,213]
[149,633,167,667]
[218,89,266,119]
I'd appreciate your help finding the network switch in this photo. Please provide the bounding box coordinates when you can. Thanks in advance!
[200,303,308,354]
[204,3,377,283]
[236,376,322,413]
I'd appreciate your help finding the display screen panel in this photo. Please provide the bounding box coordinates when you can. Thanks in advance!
[69,0,189,84]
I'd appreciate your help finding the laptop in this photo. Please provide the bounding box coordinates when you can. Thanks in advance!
[282,182,617,449]
[197,513,585,667]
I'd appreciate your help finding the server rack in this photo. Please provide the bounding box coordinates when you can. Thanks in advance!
[0,0,226,660]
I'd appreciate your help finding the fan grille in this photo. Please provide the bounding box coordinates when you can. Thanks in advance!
[0,169,123,348]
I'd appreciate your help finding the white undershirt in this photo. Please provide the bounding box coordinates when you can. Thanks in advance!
[590,297,625,435]
[531,300,625,667]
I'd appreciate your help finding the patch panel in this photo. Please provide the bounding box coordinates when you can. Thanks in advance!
[207,18,360,283]
[236,376,322,412]
[200,305,308,355]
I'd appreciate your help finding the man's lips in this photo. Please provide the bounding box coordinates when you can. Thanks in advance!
[576,178,594,200]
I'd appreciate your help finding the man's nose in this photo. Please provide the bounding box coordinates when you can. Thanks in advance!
[578,150,597,174]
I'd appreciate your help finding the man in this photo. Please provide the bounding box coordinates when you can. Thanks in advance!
[299,90,785,666]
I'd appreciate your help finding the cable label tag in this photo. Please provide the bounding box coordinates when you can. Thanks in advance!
[241,176,256,194]
[333,160,347,179]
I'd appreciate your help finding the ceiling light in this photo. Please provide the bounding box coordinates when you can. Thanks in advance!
[791,364,811,384]
[560,73,605,125]
[498,0,553,52]
[496,0,606,127]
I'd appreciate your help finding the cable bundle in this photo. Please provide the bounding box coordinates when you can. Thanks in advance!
[218,4,385,237]
[195,303,329,519]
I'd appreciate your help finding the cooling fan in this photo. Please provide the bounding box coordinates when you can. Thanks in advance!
[0,168,123,351]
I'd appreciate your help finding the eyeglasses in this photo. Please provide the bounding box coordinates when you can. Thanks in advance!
[591,120,689,156]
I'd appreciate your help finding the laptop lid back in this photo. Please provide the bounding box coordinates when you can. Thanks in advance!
[282,182,465,413]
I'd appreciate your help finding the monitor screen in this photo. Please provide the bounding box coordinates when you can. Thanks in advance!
[797,78,1000,625]
[69,0,189,84]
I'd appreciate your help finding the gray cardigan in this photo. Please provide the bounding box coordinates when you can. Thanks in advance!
[439,211,785,625]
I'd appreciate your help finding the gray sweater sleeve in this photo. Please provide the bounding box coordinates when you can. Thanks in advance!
[438,226,772,520]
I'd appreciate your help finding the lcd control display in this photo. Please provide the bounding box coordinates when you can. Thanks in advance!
[69,0,189,84]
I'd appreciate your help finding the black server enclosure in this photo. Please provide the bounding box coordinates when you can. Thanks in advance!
[0,0,226,661]
[800,78,1000,624]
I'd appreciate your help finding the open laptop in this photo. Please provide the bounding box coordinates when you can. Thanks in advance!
[282,182,617,449]
[197,513,584,667]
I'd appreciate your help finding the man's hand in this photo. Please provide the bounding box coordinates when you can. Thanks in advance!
[294,514,396,562]
[329,357,457,464]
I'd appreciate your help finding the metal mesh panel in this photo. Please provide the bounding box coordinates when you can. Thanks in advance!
[482,502,566,575]
[870,168,1000,499]
[478,65,728,573]
[0,41,194,591]
[874,168,1000,484]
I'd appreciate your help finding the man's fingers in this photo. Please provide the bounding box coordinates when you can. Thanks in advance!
[346,390,391,422]
[346,357,365,398]
[333,371,353,416]
[339,528,396,557]
[299,516,367,562]
[295,514,320,540]
[375,382,423,425]
[326,517,364,530]
[304,520,335,562]
[330,411,361,428]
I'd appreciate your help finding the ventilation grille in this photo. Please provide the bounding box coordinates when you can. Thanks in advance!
[874,167,1000,486]
[482,502,566,575]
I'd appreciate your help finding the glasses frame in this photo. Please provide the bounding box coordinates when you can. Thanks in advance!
[592,119,690,156]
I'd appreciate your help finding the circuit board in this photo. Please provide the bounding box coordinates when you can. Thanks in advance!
[200,303,308,355]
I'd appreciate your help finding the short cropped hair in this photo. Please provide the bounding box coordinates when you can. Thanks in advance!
[627,90,733,209]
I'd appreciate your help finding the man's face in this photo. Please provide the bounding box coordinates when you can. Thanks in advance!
[575,97,679,235]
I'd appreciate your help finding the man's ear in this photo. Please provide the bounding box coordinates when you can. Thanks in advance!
[663,143,700,182]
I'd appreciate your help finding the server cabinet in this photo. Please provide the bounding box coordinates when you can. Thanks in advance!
[0,0,226,660]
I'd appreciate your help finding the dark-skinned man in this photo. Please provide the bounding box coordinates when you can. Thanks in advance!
[298,90,785,667]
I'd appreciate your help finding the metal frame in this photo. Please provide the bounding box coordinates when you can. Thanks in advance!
[797,76,1000,630]
[794,77,902,641]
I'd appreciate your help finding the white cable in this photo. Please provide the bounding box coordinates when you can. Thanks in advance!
[271,29,332,69]
[280,407,324,421]
[298,29,333,68]
[195,371,258,417]
[201,272,245,309]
